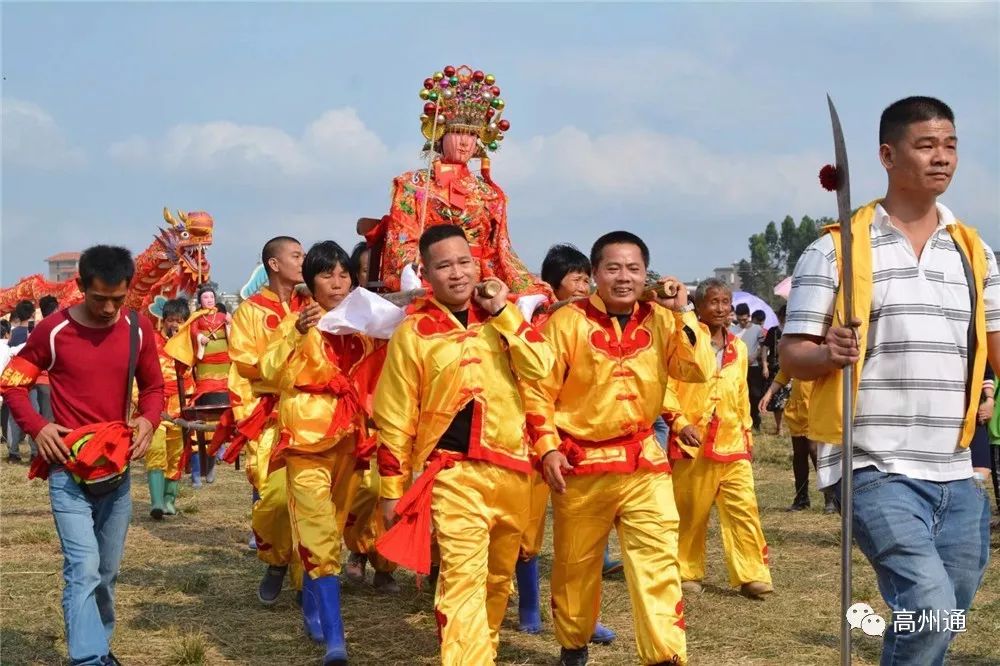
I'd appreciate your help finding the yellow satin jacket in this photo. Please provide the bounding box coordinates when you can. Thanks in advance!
[521,294,714,474]
[373,298,554,499]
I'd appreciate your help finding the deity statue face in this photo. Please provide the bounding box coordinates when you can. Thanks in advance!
[441,132,478,165]
[199,290,217,310]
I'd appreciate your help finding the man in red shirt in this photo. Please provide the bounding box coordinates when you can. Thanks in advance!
[1,245,164,666]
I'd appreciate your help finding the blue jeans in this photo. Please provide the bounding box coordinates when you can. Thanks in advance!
[835,466,990,666]
[653,415,668,450]
[7,387,39,458]
[49,469,132,665]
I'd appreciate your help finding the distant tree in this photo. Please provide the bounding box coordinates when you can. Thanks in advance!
[737,215,828,306]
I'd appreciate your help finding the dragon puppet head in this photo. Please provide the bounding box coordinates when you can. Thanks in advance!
[160,207,213,294]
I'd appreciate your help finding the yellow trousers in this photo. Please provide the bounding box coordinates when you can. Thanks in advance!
[672,456,771,588]
[432,460,529,666]
[344,462,397,573]
[551,471,686,665]
[146,424,184,481]
[248,424,302,589]
[519,471,549,560]
[286,444,362,579]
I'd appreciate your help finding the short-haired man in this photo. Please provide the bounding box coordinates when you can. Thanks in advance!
[225,236,308,605]
[516,242,617,644]
[1,245,164,665]
[524,230,714,666]
[374,225,554,665]
[781,96,1000,665]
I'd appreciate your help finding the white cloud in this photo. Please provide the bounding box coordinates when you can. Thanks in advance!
[2,98,86,169]
[98,106,996,287]
[108,107,401,185]
[500,126,830,218]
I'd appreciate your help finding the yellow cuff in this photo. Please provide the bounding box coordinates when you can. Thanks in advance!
[378,473,408,500]
[490,302,524,336]
[532,433,560,460]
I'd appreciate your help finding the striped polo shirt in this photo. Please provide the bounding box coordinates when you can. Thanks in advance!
[785,202,1000,488]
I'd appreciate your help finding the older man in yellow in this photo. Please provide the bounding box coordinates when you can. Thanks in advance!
[667,278,772,602]
[227,236,308,605]
[525,231,714,666]
[374,225,553,666]
[259,241,381,665]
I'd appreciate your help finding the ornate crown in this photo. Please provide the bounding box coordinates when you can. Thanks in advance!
[418,65,510,153]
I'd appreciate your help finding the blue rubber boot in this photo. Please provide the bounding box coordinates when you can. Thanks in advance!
[591,621,616,644]
[301,575,324,643]
[189,453,202,488]
[315,576,348,665]
[602,544,622,576]
[515,556,542,633]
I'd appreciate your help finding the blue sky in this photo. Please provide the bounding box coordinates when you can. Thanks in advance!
[3,1,998,292]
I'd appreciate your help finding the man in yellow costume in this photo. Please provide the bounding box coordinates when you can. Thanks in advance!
[516,243,615,643]
[146,298,190,519]
[524,231,714,666]
[225,236,308,605]
[666,278,773,601]
[259,241,382,664]
[373,225,554,666]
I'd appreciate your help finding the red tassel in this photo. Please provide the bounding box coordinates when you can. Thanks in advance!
[376,452,462,575]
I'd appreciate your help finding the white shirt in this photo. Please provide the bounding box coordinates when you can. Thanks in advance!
[785,202,1000,488]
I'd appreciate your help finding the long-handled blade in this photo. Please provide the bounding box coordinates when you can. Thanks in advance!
[828,93,855,666]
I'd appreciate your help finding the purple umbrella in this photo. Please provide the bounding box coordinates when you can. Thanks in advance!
[732,291,779,329]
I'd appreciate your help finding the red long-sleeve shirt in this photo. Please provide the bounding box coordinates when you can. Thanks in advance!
[0,309,164,438]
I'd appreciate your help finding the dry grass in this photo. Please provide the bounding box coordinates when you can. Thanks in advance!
[1,433,997,665]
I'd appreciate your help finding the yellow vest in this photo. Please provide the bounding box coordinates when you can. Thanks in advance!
[808,199,988,447]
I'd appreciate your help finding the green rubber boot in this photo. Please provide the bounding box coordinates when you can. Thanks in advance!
[163,479,179,515]
[148,470,166,520]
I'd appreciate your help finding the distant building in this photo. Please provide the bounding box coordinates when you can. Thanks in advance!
[712,263,742,291]
[46,252,81,282]
[220,292,240,313]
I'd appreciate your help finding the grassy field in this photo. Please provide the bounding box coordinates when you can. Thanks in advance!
[1,433,998,665]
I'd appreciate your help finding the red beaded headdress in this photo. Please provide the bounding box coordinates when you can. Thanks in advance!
[418,64,510,153]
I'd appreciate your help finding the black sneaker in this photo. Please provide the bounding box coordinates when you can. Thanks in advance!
[786,500,810,512]
[6,453,22,463]
[105,653,122,665]
[257,565,287,605]
[560,646,589,666]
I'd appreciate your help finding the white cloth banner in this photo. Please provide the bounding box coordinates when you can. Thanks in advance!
[317,288,406,339]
